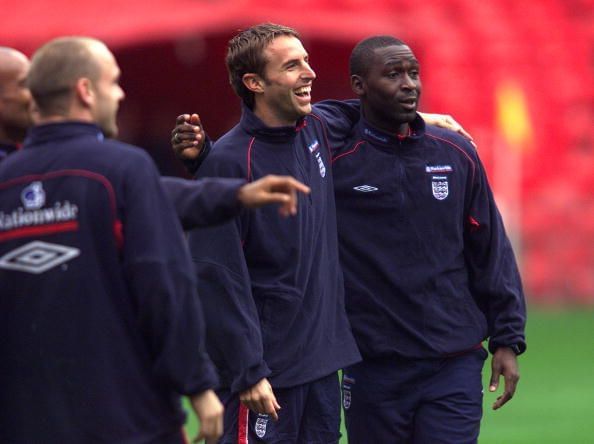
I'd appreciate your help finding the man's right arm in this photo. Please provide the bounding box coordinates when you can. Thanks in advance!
[189,216,271,393]
[189,203,281,419]
[188,150,280,418]
[312,99,361,151]
[161,175,310,230]
[169,103,362,173]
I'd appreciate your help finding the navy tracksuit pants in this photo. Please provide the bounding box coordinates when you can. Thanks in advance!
[342,347,487,444]
[217,372,341,444]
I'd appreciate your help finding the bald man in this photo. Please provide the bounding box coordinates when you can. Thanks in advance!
[0,37,226,444]
[0,47,32,159]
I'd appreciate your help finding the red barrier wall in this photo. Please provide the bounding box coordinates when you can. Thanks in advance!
[3,0,593,302]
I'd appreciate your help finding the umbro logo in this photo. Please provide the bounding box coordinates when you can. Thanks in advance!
[353,185,378,192]
[0,240,80,274]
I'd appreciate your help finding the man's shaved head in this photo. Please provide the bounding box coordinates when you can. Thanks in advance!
[0,47,32,143]
[0,47,29,91]
[27,37,106,117]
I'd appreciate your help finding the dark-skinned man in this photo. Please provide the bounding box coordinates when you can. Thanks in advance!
[330,35,526,444]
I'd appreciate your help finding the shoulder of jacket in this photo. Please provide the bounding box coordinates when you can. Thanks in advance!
[424,126,478,161]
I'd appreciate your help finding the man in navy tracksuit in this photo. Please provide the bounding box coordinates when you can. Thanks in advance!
[331,36,526,443]
[0,37,225,443]
[185,24,361,443]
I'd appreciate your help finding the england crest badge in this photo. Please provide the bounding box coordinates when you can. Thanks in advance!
[342,375,355,410]
[343,388,352,410]
[21,181,46,209]
[255,414,269,438]
[307,139,326,178]
[431,175,449,200]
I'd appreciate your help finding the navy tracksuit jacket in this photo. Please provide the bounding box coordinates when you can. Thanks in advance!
[0,122,222,443]
[331,112,526,359]
[187,105,361,394]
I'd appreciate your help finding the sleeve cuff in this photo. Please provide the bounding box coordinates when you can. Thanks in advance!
[489,340,526,356]
[230,361,272,394]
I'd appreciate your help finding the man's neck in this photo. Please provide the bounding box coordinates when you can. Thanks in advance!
[35,106,94,127]
[252,103,297,128]
[36,115,75,126]
[361,106,410,136]
[367,118,410,137]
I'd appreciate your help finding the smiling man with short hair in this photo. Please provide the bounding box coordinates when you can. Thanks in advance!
[184,23,362,443]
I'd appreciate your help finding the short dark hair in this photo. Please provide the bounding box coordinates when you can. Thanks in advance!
[226,23,300,109]
[349,35,407,77]
[27,37,102,116]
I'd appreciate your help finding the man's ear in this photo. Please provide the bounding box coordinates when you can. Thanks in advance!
[351,74,365,96]
[242,73,265,94]
[75,77,94,107]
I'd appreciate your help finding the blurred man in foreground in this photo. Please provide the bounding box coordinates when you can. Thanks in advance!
[0,36,223,444]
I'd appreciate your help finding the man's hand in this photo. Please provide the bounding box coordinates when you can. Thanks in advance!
[239,378,281,421]
[171,113,204,161]
[238,175,311,217]
[420,112,477,148]
[489,347,520,410]
[189,389,224,443]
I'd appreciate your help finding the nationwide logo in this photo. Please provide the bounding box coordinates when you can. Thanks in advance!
[425,165,453,173]
[0,240,80,274]
[0,201,79,232]
[0,182,79,233]
[353,185,378,192]
[431,175,449,200]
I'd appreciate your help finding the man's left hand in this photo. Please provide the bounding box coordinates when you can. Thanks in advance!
[489,347,520,410]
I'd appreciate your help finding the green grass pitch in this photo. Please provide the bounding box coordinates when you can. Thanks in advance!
[183,308,594,442]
